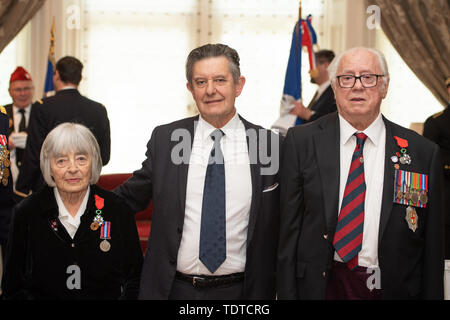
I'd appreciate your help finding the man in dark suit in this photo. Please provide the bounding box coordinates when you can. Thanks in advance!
[0,105,14,277]
[15,56,111,197]
[289,49,337,124]
[423,77,450,259]
[3,67,37,187]
[277,47,444,300]
[114,44,282,300]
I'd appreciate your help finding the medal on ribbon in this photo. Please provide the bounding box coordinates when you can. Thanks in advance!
[99,221,111,252]
[90,194,104,231]
[0,138,10,187]
[393,136,411,165]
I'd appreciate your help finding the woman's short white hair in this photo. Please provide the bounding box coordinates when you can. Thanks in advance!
[40,122,103,187]
[328,47,390,90]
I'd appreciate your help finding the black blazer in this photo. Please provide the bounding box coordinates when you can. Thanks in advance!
[114,115,282,299]
[307,85,337,123]
[277,112,444,300]
[15,89,111,194]
[2,185,143,299]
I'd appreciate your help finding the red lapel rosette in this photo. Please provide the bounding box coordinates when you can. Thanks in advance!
[94,194,104,210]
[394,136,408,148]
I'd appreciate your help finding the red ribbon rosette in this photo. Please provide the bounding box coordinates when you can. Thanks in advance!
[94,194,104,210]
[394,136,408,148]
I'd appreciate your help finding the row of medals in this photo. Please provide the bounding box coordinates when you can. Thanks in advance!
[90,213,111,252]
[396,188,428,204]
[0,146,10,186]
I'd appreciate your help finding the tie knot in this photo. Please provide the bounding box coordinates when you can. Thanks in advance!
[354,132,367,145]
[18,109,25,115]
[210,129,224,143]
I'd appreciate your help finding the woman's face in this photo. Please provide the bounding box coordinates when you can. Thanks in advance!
[50,151,92,195]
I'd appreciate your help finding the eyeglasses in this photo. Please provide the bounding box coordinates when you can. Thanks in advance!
[336,74,384,88]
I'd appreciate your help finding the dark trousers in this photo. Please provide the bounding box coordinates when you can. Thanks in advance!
[326,261,382,300]
[168,278,244,300]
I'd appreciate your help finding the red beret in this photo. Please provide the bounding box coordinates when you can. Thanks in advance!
[10,66,32,83]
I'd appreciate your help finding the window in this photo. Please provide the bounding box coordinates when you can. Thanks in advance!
[81,0,324,173]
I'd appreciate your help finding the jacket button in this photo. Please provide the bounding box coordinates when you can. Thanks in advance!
[322,272,326,278]
[323,234,328,240]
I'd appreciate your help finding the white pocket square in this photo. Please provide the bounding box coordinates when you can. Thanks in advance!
[263,182,279,193]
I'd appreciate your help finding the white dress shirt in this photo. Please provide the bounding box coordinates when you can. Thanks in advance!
[177,112,252,275]
[12,104,31,133]
[54,186,90,239]
[334,113,386,268]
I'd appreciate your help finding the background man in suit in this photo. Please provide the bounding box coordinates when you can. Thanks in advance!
[289,49,337,124]
[423,77,450,259]
[0,105,14,291]
[114,43,282,300]
[15,56,111,197]
[3,67,36,187]
[277,47,444,300]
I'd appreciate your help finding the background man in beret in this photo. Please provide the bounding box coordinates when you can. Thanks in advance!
[2,67,37,188]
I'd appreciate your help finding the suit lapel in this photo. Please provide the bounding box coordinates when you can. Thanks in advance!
[177,116,198,215]
[240,117,262,246]
[378,117,395,245]
[313,113,341,234]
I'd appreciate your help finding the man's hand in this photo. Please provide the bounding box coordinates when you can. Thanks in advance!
[8,135,16,150]
[289,101,313,120]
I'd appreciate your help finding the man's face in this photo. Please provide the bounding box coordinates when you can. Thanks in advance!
[310,60,329,85]
[9,80,34,109]
[187,56,245,127]
[333,49,388,127]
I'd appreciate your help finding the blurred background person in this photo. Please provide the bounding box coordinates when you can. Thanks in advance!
[2,67,39,188]
[15,56,111,198]
[423,77,450,259]
[2,123,142,299]
[0,105,14,297]
[289,49,337,124]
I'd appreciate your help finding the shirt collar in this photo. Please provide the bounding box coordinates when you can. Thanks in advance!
[198,111,241,143]
[339,112,384,146]
[317,82,330,98]
[54,185,90,225]
[12,104,31,114]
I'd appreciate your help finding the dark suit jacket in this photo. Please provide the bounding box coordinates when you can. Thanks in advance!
[15,89,111,194]
[277,112,444,300]
[0,108,14,246]
[2,185,143,299]
[4,103,35,169]
[306,85,337,123]
[114,114,282,299]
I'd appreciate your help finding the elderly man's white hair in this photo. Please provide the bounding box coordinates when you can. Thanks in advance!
[328,47,390,90]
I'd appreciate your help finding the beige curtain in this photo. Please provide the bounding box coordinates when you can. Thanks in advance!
[366,0,450,106]
[0,0,45,53]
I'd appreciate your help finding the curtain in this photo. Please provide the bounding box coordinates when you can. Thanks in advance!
[366,0,450,106]
[0,0,45,53]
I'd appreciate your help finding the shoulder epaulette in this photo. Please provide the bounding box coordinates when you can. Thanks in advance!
[36,99,43,104]
[432,110,444,118]
[0,106,6,115]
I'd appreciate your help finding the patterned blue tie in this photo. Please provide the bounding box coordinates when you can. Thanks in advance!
[199,129,226,273]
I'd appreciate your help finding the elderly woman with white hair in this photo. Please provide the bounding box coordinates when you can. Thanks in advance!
[2,123,142,299]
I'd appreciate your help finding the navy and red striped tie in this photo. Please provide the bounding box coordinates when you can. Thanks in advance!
[333,132,368,270]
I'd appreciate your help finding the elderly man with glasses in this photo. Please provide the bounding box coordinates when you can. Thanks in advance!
[277,47,444,300]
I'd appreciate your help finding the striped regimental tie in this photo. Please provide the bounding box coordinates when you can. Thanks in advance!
[333,132,368,270]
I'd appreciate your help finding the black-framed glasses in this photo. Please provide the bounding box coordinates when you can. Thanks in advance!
[336,74,385,88]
